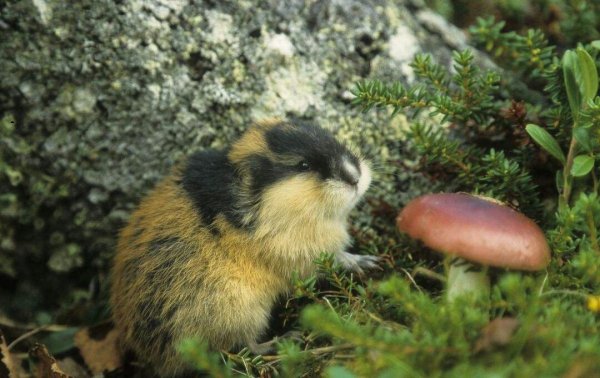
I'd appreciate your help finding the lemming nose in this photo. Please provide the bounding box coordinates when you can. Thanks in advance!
[340,159,360,186]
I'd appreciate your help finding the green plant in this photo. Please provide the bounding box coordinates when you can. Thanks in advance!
[353,49,542,218]
[525,47,600,260]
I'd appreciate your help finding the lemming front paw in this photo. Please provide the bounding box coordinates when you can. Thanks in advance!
[335,251,383,275]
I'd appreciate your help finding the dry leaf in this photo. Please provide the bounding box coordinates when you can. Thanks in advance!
[1,329,18,378]
[474,317,520,353]
[73,322,122,374]
[29,343,72,378]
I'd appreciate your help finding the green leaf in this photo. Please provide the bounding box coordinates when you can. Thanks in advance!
[563,50,581,122]
[575,48,599,104]
[326,366,357,378]
[573,127,593,152]
[591,40,600,50]
[39,327,79,355]
[571,155,595,177]
[525,124,566,164]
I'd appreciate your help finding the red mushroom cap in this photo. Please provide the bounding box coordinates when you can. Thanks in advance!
[396,193,551,271]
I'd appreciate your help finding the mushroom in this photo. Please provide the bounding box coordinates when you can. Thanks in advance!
[396,193,551,301]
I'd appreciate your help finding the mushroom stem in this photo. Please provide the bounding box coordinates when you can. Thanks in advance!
[446,258,490,302]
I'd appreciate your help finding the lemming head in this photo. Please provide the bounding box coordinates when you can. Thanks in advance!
[229,119,372,218]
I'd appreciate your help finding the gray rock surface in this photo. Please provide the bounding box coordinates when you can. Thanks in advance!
[0,0,466,318]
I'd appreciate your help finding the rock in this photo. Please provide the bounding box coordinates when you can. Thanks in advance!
[0,0,472,319]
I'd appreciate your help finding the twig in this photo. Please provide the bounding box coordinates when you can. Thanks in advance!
[0,317,68,332]
[412,266,446,282]
[8,325,48,351]
[400,268,423,293]
[308,343,355,355]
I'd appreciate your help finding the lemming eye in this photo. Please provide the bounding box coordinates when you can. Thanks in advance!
[297,161,310,171]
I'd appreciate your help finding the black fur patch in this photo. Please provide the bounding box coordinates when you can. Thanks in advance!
[266,120,342,155]
[246,155,296,197]
[155,305,177,351]
[180,150,244,230]
[133,300,162,344]
[133,299,176,355]
[130,237,189,356]
[87,321,115,341]
[164,305,178,321]
[157,329,173,352]
[265,120,360,182]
